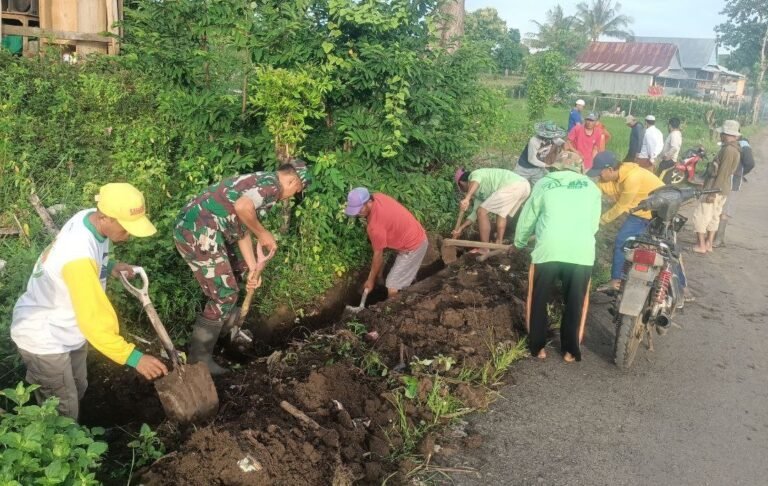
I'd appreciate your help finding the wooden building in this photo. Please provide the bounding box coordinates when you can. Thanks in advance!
[1,0,121,57]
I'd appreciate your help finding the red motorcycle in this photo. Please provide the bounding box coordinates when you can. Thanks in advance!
[657,147,706,186]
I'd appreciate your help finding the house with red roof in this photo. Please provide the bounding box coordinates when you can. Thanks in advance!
[575,41,687,96]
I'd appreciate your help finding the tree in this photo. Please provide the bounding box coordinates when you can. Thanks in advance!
[574,0,633,42]
[438,0,465,53]
[494,29,527,75]
[526,5,588,60]
[465,7,507,47]
[717,0,768,124]
[525,50,577,121]
[465,9,527,75]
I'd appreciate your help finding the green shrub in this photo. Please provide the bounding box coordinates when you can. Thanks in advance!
[0,0,504,370]
[0,383,107,485]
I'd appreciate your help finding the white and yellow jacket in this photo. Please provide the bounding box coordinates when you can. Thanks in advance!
[11,209,142,367]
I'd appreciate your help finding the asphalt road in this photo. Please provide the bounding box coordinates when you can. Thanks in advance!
[449,130,768,486]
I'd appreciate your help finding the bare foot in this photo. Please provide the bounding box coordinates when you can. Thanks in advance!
[692,245,708,254]
[563,352,576,363]
[536,349,547,359]
[469,248,490,255]
[706,245,714,253]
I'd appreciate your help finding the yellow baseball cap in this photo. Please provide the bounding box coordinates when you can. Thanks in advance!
[95,183,157,237]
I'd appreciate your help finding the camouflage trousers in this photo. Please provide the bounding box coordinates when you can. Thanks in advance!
[173,223,247,321]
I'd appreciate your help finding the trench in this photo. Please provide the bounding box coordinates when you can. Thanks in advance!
[78,240,446,479]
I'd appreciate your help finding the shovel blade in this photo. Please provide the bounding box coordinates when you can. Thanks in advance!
[441,244,458,264]
[154,362,219,424]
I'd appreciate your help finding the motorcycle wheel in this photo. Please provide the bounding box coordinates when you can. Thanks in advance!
[614,313,644,370]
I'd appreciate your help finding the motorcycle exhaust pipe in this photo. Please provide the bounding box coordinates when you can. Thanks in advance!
[656,312,672,329]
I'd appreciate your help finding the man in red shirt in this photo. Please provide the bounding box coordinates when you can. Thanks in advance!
[566,112,603,170]
[345,188,428,298]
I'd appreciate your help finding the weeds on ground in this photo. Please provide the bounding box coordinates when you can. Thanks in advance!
[481,338,528,386]
[359,350,388,377]
[126,423,165,484]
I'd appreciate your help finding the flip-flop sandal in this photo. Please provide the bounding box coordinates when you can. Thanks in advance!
[595,283,620,293]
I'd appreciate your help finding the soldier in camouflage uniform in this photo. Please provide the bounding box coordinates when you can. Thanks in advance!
[174,161,310,375]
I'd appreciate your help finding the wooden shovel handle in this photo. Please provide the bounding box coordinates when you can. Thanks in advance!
[239,264,265,322]
[240,288,255,321]
[453,208,466,233]
[442,239,511,250]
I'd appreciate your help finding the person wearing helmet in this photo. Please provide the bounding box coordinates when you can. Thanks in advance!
[174,160,310,375]
[11,183,168,420]
[514,152,601,362]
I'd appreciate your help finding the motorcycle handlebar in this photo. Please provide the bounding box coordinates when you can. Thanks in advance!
[629,188,722,214]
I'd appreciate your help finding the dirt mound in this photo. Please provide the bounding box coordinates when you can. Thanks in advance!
[361,251,529,368]
[139,253,530,485]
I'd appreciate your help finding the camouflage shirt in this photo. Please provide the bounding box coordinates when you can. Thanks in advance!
[176,172,282,242]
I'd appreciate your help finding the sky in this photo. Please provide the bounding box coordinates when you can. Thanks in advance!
[465,0,728,40]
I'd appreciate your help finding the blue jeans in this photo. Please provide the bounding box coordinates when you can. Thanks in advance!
[611,215,650,280]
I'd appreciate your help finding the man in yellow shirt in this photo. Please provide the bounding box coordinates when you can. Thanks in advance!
[587,152,664,292]
[11,183,168,420]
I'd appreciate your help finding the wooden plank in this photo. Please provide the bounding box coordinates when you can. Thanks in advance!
[442,239,511,250]
[2,25,111,44]
[28,193,59,237]
[105,0,115,54]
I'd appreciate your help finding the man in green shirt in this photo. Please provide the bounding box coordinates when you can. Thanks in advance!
[453,168,531,251]
[514,153,601,362]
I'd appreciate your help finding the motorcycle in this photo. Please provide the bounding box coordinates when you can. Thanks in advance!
[657,146,707,186]
[612,185,720,369]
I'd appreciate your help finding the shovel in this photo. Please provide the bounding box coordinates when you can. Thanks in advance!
[440,239,512,264]
[119,267,219,424]
[231,242,274,343]
[345,288,369,315]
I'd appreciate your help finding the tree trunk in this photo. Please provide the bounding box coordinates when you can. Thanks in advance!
[751,23,768,126]
[438,0,465,53]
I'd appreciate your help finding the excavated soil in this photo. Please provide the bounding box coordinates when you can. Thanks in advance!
[136,252,530,485]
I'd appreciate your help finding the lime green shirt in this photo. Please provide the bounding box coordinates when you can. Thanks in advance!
[514,170,601,266]
[467,169,525,221]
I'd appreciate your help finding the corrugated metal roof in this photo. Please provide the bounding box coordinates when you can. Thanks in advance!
[701,64,746,78]
[634,37,717,69]
[576,42,679,75]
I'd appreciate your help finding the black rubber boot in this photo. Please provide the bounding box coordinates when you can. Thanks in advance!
[713,220,727,248]
[189,315,229,376]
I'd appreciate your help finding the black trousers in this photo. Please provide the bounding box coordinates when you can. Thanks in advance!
[526,262,592,361]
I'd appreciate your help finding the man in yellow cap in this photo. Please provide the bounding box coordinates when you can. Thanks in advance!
[11,183,168,421]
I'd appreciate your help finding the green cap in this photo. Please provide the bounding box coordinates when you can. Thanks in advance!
[534,121,566,139]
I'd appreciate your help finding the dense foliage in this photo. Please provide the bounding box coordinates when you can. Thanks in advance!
[0,383,108,485]
[465,8,527,75]
[525,51,578,121]
[0,0,504,373]
[717,0,768,124]
[526,5,589,60]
